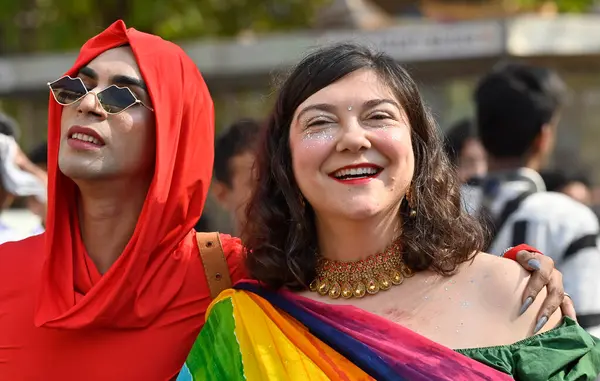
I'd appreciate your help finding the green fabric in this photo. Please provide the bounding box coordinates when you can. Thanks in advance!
[456,318,600,380]
[185,298,245,381]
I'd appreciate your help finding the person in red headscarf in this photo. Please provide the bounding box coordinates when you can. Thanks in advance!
[0,20,246,380]
[0,20,576,381]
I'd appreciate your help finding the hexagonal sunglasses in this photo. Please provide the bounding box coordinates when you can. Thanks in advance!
[47,75,154,115]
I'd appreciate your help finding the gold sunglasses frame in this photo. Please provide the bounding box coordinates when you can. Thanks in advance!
[47,75,154,115]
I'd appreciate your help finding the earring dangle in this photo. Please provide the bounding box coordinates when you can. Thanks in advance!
[405,188,417,218]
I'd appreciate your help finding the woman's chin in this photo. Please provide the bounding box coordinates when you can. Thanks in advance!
[332,204,387,221]
[311,194,400,221]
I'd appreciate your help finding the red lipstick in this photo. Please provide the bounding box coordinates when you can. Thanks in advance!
[66,125,105,150]
[329,163,383,185]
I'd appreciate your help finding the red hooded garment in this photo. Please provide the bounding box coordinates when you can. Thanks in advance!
[0,20,246,380]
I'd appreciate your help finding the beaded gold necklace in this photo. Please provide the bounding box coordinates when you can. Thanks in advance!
[309,239,413,299]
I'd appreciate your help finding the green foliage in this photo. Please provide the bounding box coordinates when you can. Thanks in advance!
[551,0,596,12]
[513,0,596,12]
[0,0,328,53]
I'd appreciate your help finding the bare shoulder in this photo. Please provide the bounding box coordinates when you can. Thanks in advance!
[458,253,562,337]
[458,253,529,313]
[463,251,529,285]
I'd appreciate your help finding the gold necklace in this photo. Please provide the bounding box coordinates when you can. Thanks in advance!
[309,239,413,299]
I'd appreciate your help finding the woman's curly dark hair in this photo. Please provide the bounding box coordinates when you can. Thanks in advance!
[242,43,486,291]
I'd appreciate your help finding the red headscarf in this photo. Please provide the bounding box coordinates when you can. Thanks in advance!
[0,21,246,379]
[36,19,215,329]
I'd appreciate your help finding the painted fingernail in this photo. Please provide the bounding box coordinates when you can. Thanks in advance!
[528,259,541,271]
[519,297,534,315]
[534,316,548,334]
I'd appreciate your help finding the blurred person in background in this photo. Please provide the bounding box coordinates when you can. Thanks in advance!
[0,112,19,138]
[540,168,593,206]
[466,62,600,335]
[0,113,19,212]
[0,113,46,242]
[211,118,261,234]
[194,213,213,232]
[28,141,48,171]
[444,118,487,183]
[26,141,49,228]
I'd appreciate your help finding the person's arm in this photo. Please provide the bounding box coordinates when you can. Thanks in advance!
[475,253,562,338]
[14,143,47,186]
[466,259,599,381]
[503,245,576,323]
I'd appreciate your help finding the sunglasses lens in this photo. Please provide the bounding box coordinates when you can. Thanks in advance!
[49,77,87,104]
[98,86,137,114]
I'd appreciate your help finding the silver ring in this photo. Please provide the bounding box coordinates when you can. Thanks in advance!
[564,292,572,299]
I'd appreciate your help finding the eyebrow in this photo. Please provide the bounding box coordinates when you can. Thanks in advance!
[363,98,401,110]
[112,74,148,92]
[296,98,401,121]
[78,66,97,80]
[78,66,149,92]
[296,103,337,121]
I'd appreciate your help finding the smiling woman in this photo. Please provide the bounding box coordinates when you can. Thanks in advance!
[290,69,415,236]
[182,43,600,381]
[248,45,477,286]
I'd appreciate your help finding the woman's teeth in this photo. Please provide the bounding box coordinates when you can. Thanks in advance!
[333,167,380,179]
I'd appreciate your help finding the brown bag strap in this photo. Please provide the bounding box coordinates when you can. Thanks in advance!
[196,232,232,299]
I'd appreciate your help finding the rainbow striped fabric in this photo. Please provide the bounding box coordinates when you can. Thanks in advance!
[177,281,512,381]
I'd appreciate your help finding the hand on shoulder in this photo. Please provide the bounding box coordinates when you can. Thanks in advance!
[465,252,562,338]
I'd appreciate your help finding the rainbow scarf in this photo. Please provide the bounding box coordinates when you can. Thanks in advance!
[177,281,512,381]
